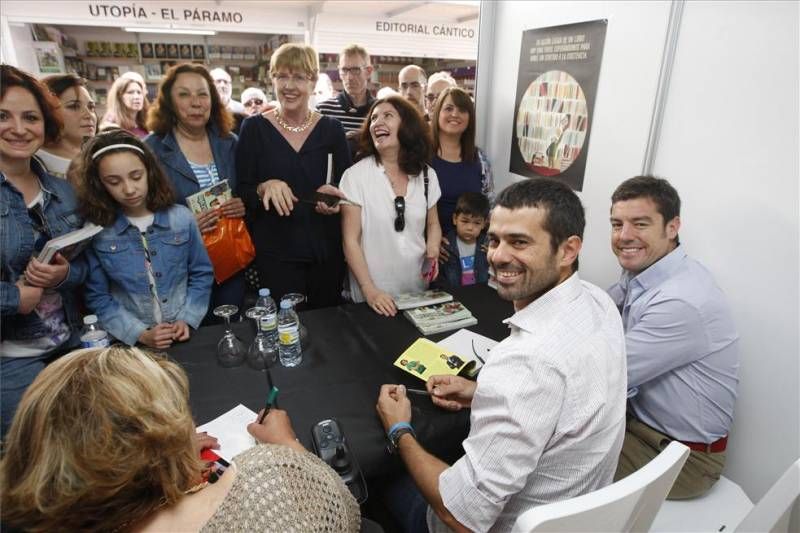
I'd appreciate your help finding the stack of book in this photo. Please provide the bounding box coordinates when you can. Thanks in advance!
[393,290,478,335]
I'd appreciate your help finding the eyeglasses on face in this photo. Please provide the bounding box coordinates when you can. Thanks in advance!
[273,73,311,85]
[244,99,264,107]
[339,66,367,77]
[425,93,439,103]
[394,196,405,232]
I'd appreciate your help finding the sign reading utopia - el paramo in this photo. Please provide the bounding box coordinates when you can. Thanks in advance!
[510,20,607,191]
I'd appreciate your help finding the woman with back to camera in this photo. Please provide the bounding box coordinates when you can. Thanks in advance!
[0,65,87,438]
[429,86,493,236]
[145,63,246,318]
[339,95,442,317]
[36,73,97,179]
[99,71,149,137]
[0,345,361,532]
[236,43,351,308]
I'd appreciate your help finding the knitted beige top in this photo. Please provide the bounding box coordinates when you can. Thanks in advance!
[200,444,361,532]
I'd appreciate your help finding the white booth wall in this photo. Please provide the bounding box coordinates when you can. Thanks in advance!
[476,0,799,501]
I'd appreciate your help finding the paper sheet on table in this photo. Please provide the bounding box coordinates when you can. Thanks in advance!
[197,404,258,462]
[437,329,499,369]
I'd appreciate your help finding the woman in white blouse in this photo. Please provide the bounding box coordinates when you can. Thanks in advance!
[340,96,442,316]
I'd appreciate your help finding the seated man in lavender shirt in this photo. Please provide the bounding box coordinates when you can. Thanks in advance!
[609,176,739,499]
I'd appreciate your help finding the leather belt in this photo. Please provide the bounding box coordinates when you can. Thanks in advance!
[678,435,728,453]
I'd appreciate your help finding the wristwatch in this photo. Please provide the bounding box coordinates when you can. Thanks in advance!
[387,424,416,454]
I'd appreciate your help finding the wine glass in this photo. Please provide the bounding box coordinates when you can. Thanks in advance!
[245,306,277,370]
[214,305,245,368]
[282,293,309,349]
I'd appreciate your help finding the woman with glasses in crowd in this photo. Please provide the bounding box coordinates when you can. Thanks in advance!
[36,74,97,180]
[0,346,361,532]
[145,64,246,319]
[99,71,149,137]
[340,96,442,317]
[237,43,351,308]
[0,65,87,438]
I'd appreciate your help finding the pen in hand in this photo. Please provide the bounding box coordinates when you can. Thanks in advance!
[407,388,431,396]
[257,386,280,424]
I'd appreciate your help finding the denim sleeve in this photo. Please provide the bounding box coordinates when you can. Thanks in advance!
[1,281,20,315]
[59,253,88,289]
[439,242,462,288]
[176,215,213,328]
[84,248,148,346]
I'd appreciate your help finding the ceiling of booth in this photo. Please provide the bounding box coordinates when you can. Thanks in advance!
[230,0,480,23]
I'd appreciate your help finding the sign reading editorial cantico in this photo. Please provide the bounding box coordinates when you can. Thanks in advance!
[375,21,475,39]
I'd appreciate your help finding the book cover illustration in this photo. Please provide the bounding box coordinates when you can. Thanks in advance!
[394,289,453,310]
[413,316,478,336]
[404,301,472,326]
[394,338,478,382]
[186,180,232,215]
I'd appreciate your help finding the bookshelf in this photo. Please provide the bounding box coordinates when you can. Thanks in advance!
[515,70,588,173]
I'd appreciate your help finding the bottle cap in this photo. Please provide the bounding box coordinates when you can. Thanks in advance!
[83,315,98,325]
[280,300,292,309]
[259,288,270,296]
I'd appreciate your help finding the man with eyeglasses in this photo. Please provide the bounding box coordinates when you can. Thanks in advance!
[398,65,427,116]
[210,67,247,132]
[240,87,273,116]
[317,44,375,156]
[424,71,458,117]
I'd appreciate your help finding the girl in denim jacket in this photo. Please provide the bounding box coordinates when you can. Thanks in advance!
[78,131,213,349]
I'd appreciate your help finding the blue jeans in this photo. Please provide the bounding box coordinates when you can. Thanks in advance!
[1,355,48,438]
[384,474,430,533]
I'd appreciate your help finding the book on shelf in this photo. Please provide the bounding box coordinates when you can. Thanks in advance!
[36,223,102,263]
[393,289,453,310]
[186,179,232,215]
[404,300,477,336]
[394,330,496,381]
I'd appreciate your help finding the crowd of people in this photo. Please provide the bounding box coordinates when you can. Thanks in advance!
[0,39,738,532]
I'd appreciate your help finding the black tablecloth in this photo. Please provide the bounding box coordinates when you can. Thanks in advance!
[168,284,514,479]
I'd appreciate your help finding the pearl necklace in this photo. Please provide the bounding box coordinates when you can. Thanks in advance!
[275,110,315,133]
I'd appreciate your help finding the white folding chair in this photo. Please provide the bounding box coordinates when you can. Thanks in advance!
[511,441,690,532]
[651,475,753,532]
[736,458,800,533]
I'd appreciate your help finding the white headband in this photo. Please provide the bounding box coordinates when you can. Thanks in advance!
[91,143,145,160]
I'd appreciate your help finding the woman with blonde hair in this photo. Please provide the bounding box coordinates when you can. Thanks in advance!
[236,43,351,308]
[0,345,360,532]
[99,72,149,137]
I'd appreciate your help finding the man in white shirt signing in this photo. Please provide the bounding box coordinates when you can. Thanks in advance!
[377,178,628,532]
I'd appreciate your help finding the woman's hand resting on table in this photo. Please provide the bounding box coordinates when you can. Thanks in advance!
[363,285,397,317]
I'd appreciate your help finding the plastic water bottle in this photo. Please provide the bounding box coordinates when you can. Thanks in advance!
[80,315,110,348]
[277,299,302,367]
[255,288,278,352]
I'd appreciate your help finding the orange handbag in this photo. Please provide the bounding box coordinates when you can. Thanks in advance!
[202,216,255,284]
